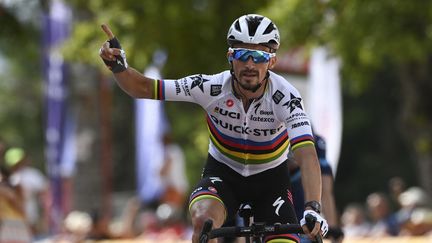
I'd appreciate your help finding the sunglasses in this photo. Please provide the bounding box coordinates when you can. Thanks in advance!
[228,48,276,63]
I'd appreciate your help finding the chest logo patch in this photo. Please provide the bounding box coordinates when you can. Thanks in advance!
[210,85,222,96]
[272,90,285,104]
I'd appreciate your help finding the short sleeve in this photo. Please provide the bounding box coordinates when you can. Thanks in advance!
[153,74,216,109]
[274,88,314,150]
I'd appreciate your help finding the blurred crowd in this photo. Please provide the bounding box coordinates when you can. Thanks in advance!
[2,136,432,242]
[0,137,192,243]
[341,177,432,238]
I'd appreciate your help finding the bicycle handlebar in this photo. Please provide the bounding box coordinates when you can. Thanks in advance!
[200,220,323,243]
[209,222,304,238]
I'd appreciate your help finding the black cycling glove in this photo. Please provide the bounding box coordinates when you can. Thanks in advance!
[101,37,128,73]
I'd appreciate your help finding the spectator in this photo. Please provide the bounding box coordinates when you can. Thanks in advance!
[159,133,189,210]
[0,148,32,242]
[51,210,92,242]
[388,176,407,211]
[366,192,400,236]
[397,186,432,236]
[5,147,49,237]
[340,203,371,237]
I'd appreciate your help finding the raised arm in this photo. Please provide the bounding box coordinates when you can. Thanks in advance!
[99,24,154,99]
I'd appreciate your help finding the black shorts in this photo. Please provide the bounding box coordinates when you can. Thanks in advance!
[189,154,298,225]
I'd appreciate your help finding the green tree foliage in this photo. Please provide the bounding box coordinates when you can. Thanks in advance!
[266,0,432,205]
[0,2,45,167]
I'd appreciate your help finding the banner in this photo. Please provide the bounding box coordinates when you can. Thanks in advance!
[135,51,169,204]
[307,47,343,175]
[42,0,72,234]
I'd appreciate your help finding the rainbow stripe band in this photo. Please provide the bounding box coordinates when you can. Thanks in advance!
[206,115,316,164]
[188,193,227,221]
[153,79,165,100]
[207,116,288,153]
[290,134,314,150]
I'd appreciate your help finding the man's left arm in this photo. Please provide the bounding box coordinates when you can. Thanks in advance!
[293,145,322,203]
[293,145,329,239]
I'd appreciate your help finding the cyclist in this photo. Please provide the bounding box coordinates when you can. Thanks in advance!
[99,14,328,243]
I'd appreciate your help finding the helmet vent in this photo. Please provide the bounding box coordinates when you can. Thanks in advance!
[263,23,276,35]
[234,20,241,32]
[247,15,264,37]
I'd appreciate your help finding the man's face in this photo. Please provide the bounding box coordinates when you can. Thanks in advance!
[228,43,276,92]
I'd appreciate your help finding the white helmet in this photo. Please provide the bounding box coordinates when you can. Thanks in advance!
[227,14,280,51]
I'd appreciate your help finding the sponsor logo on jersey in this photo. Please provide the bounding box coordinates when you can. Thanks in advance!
[226,99,234,107]
[287,189,293,204]
[191,186,203,195]
[180,78,191,96]
[285,112,307,123]
[259,110,274,115]
[291,121,310,129]
[209,115,284,136]
[210,177,222,183]
[249,114,275,122]
[272,90,285,104]
[190,74,209,92]
[282,93,303,112]
[253,103,261,114]
[174,80,181,95]
[214,106,240,119]
[272,196,285,216]
[210,85,222,96]
[208,186,218,193]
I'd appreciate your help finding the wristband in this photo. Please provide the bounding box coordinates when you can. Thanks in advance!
[304,200,321,214]
[102,37,128,73]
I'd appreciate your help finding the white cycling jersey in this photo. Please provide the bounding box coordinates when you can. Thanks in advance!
[153,70,314,176]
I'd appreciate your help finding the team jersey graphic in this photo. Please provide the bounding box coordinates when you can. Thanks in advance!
[154,71,314,176]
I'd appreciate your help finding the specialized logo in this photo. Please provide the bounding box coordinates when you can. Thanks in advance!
[210,177,222,184]
[272,196,285,216]
[272,90,285,104]
[253,102,261,114]
[210,85,222,96]
[282,93,303,112]
[190,74,209,92]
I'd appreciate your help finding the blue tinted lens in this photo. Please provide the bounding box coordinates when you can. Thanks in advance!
[232,49,272,63]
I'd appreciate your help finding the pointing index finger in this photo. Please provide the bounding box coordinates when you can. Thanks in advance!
[101,24,115,39]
